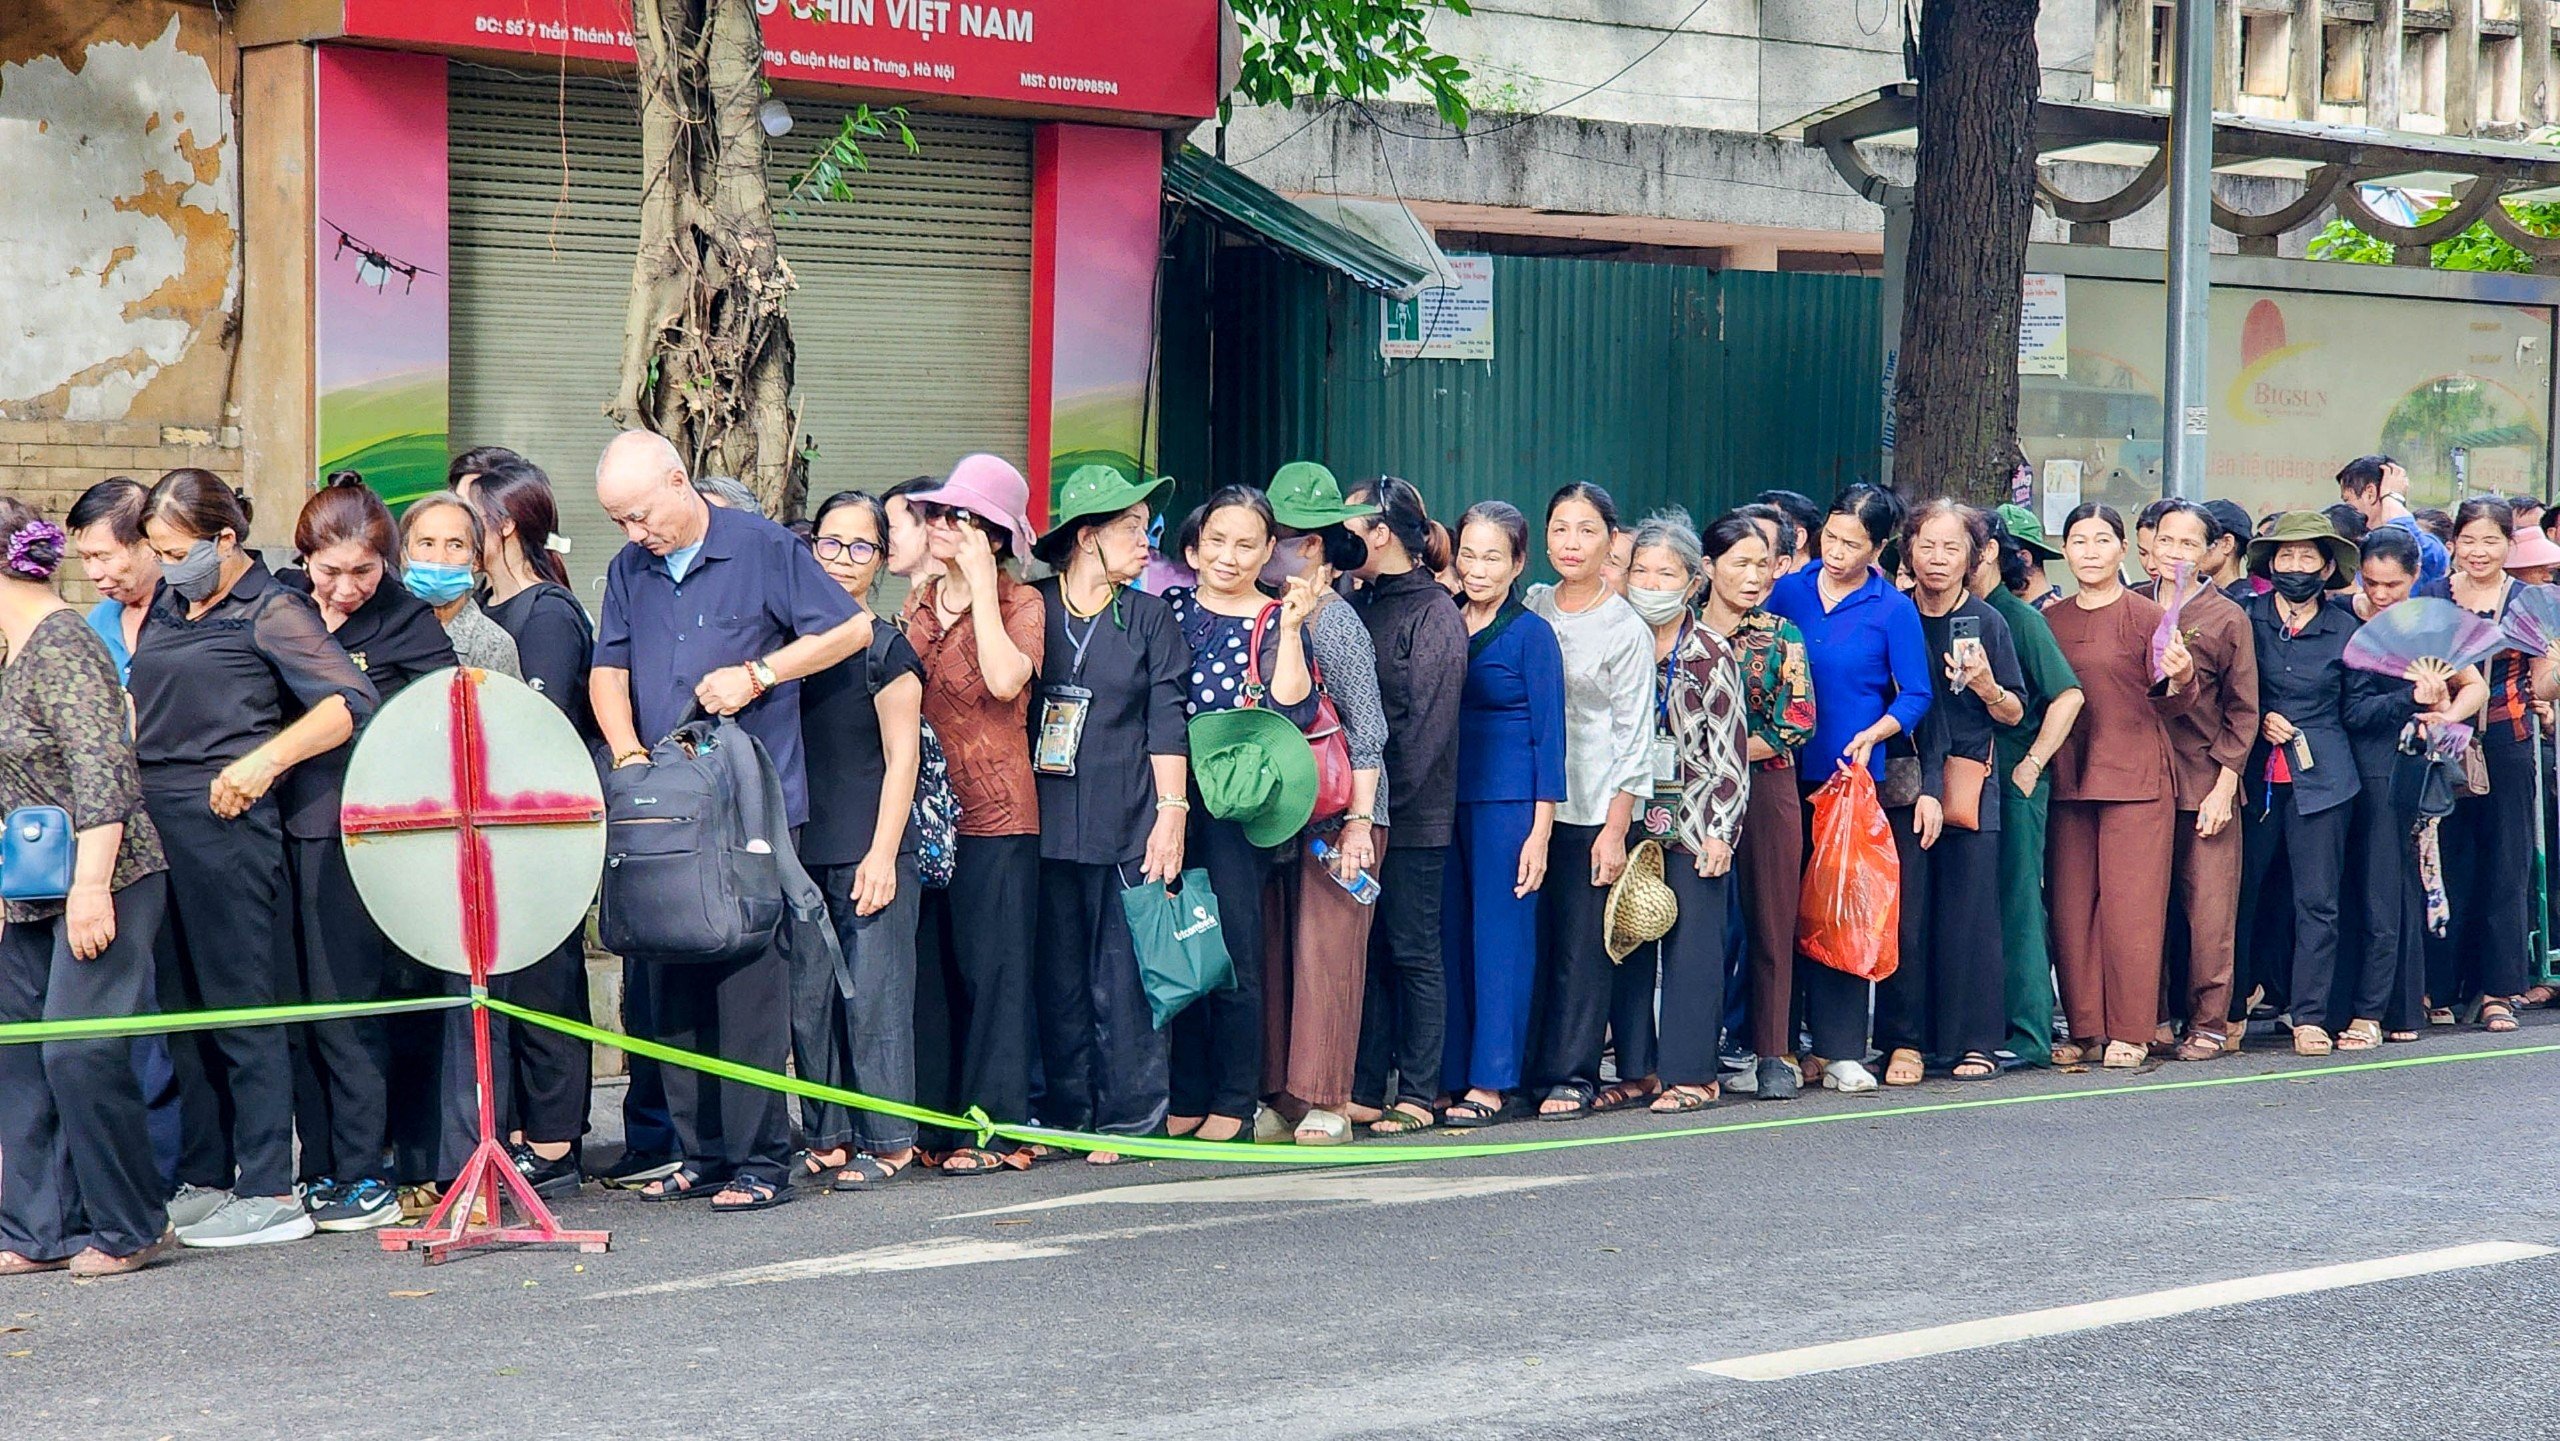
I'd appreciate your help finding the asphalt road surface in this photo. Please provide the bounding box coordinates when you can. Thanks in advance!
[15,1018,2560,1439]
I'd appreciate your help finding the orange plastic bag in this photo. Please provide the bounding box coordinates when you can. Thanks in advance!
[1796,766,1901,983]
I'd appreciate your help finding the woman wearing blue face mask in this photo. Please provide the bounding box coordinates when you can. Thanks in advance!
[131,470,379,1249]
[400,494,522,679]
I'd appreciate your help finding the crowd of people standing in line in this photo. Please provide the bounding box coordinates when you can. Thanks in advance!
[3,438,2554,1273]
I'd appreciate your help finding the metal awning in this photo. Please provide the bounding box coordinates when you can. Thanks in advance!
[1781,83,2560,257]
[1166,147,1432,296]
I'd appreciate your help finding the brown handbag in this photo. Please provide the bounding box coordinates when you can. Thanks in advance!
[2459,737,2491,798]
[1940,756,1991,831]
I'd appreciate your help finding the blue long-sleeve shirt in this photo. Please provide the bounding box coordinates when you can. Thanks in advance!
[1456,603,1569,806]
[1766,565,1933,781]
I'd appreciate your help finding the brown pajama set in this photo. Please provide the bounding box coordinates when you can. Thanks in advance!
[2160,584,2259,1042]
[2043,592,2186,1049]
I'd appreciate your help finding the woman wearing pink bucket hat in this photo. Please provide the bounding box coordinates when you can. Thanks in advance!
[2503,526,2560,585]
[901,453,1050,1174]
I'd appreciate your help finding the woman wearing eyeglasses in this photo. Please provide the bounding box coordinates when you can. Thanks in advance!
[786,490,926,1190]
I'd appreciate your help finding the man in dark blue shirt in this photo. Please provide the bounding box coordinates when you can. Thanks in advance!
[587,430,870,1210]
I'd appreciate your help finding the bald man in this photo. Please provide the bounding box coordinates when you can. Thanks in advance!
[589,430,870,1208]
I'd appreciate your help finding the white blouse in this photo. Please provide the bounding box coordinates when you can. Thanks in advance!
[1524,583,1656,827]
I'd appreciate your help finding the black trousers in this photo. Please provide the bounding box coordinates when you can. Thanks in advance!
[646,942,792,1183]
[1611,856,1730,1087]
[2236,783,2352,1031]
[1169,816,1270,1122]
[1795,781,1873,1064]
[1033,858,1169,1136]
[916,833,1039,1151]
[2428,736,2537,1006]
[2348,775,2426,1031]
[286,836,395,1184]
[1531,822,1612,1094]
[437,933,592,1181]
[618,956,684,1163]
[1877,816,2005,1060]
[0,876,169,1261]
[1352,844,1449,1108]
[147,785,297,1198]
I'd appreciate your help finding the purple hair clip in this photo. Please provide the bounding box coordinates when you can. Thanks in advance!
[5,519,65,579]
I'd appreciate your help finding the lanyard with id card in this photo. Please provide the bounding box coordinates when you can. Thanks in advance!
[1035,600,1111,777]
[1651,621,1688,795]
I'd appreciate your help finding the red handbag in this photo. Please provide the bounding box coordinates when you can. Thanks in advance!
[1246,602,1354,823]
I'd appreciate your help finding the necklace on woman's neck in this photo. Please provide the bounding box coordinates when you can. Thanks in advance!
[1551,575,1606,614]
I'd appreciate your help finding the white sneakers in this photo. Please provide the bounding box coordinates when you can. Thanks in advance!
[1821,1059,1880,1094]
[175,1193,316,1248]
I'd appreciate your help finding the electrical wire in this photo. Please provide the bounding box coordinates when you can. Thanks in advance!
[1359,0,1721,141]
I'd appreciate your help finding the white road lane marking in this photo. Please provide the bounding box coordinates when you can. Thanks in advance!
[1696,1241,2556,1382]
[593,1237,1073,1295]
[947,1170,1592,1219]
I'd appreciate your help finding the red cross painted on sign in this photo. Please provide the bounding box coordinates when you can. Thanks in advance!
[338,666,610,1262]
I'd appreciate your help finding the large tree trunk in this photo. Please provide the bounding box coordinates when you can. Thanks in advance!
[1891,0,2041,505]
[613,0,804,517]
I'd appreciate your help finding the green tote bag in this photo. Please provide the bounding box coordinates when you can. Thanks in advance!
[1119,868,1234,1029]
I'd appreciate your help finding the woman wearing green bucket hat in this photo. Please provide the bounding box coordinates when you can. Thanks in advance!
[1026,466,1188,1161]
[1162,486,1323,1143]
[1257,462,1390,1146]
[2233,509,2364,1056]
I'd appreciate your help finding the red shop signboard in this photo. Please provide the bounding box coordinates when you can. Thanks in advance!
[342,0,1225,120]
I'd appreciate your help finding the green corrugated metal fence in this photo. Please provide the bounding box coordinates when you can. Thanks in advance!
[1179,246,1882,548]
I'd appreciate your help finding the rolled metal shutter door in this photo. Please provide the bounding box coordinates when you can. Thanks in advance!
[447,69,1033,600]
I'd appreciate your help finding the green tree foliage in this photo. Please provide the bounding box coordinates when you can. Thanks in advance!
[1230,0,1476,128]
[2309,197,2560,273]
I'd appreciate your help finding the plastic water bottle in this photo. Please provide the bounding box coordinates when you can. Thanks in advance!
[1309,837,1381,906]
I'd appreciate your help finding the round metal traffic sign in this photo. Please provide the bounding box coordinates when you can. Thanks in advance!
[339,667,605,978]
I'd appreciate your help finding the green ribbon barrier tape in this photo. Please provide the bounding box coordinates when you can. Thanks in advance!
[0,995,470,1047]
[484,997,2560,1166]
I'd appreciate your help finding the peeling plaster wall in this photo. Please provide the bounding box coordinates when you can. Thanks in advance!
[1,9,239,422]
[0,2,241,546]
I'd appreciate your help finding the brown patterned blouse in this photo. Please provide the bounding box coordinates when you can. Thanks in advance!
[0,609,167,921]
[905,573,1044,838]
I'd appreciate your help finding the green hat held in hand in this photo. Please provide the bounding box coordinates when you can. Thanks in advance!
[1265,461,1381,532]
[1186,707,1318,848]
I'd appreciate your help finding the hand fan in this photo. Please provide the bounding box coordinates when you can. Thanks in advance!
[2149,562,2192,682]
[2342,597,2503,680]
[2499,582,2560,658]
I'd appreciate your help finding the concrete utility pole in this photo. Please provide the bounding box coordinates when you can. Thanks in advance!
[2161,0,2214,500]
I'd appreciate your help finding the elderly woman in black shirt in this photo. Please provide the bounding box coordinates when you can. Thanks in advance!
[276,476,457,1234]
[132,470,377,1250]
[0,499,175,1277]
[1028,468,1190,1162]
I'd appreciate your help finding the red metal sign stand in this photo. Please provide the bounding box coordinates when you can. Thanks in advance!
[353,670,611,1264]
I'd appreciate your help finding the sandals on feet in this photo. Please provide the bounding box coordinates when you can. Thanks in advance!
[0,1250,66,1276]
[639,1164,722,1202]
[711,1174,792,1213]
[1593,1080,1660,1113]
[1649,1084,1717,1113]
[1369,1103,1436,1135]
[2175,1031,2227,1062]
[1440,1098,1502,1129]
[2292,1025,2334,1057]
[2481,1000,2521,1034]
[1952,1051,2000,1081]
[832,1153,913,1192]
[2101,1040,2147,1070]
[2049,1040,2088,1066]
[2335,1019,2383,1052]
[1538,1082,1594,1122]
[1883,1048,1925,1087]
[938,1148,1019,1176]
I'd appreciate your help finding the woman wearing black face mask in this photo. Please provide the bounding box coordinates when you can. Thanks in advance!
[2233,512,2363,1058]
[130,470,377,1249]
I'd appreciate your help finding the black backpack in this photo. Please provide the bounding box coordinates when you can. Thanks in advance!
[600,717,825,965]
